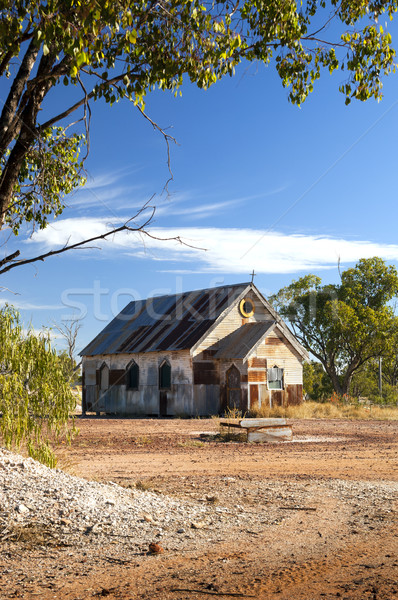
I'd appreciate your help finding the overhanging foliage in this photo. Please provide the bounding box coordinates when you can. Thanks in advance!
[0,1,397,272]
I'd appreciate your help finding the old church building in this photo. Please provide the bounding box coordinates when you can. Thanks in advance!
[80,282,308,416]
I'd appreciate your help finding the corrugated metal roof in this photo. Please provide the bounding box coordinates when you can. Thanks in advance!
[80,283,249,356]
[213,321,276,361]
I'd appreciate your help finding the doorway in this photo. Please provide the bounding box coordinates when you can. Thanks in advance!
[226,365,241,411]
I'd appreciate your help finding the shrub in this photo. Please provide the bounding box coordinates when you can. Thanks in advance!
[0,306,77,466]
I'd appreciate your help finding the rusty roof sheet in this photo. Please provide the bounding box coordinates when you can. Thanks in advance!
[213,321,276,361]
[80,283,249,356]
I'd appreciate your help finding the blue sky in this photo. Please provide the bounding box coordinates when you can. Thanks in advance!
[2,48,398,353]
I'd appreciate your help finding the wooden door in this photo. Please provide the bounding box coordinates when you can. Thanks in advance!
[159,391,168,417]
[226,365,241,411]
[249,384,259,410]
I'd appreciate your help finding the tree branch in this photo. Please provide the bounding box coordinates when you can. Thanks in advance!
[0,203,206,275]
[0,30,35,77]
[136,104,178,186]
[0,250,20,268]
[37,72,138,133]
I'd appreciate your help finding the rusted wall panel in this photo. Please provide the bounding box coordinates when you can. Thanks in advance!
[286,384,303,406]
[248,370,266,382]
[193,361,220,385]
[109,369,126,386]
[271,390,284,407]
[249,384,259,408]
[83,351,193,415]
[248,357,267,369]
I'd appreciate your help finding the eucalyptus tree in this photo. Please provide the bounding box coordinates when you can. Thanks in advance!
[271,258,398,396]
[1,1,397,273]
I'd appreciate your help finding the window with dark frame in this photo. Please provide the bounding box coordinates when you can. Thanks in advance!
[159,361,171,389]
[127,361,139,390]
[267,366,284,390]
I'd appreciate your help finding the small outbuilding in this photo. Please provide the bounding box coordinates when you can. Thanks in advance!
[80,282,308,416]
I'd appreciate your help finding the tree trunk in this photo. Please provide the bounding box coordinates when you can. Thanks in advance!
[325,366,343,396]
[0,52,56,225]
[0,39,39,154]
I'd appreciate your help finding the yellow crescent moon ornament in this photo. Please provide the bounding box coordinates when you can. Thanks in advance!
[239,298,255,318]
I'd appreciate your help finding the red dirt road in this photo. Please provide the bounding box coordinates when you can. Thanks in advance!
[1,417,397,600]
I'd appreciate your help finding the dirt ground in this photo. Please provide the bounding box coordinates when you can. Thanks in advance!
[1,417,397,600]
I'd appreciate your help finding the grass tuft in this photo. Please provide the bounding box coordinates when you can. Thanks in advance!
[249,400,398,420]
[135,480,153,492]
[177,439,205,448]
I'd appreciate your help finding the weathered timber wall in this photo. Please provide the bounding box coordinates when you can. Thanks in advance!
[83,351,230,416]
[193,289,274,359]
[254,330,303,385]
[82,350,194,416]
[246,329,303,408]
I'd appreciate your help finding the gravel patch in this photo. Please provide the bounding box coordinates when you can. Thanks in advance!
[1,446,396,556]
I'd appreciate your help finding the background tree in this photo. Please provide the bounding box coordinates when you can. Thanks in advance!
[0,305,76,466]
[1,0,397,273]
[51,318,82,381]
[350,350,398,404]
[271,257,398,396]
[303,360,333,401]
[379,339,398,389]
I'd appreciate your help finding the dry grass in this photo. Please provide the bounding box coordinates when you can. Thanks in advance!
[0,520,58,547]
[135,480,154,492]
[249,401,398,420]
[176,439,205,448]
[134,436,153,446]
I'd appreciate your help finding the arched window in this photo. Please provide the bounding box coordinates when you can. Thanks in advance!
[100,363,109,390]
[267,365,284,390]
[127,361,139,390]
[159,360,171,390]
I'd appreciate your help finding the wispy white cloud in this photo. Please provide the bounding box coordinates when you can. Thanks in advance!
[69,186,143,207]
[155,190,287,220]
[166,199,244,219]
[83,166,141,190]
[0,298,64,310]
[26,217,398,274]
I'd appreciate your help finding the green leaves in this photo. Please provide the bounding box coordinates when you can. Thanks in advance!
[272,258,398,395]
[1,0,398,249]
[4,127,86,235]
[0,306,77,467]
